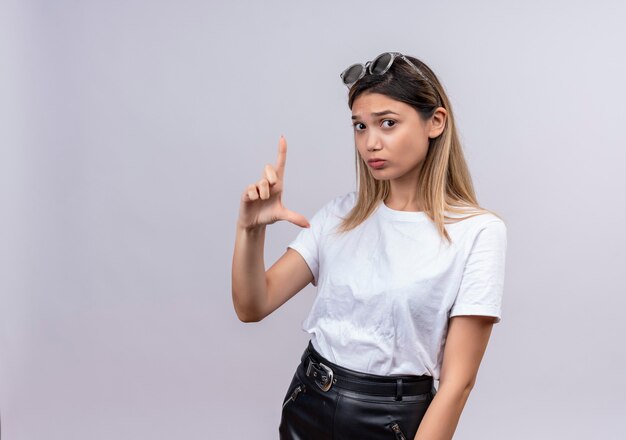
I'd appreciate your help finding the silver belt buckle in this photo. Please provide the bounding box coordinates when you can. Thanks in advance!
[306,359,334,392]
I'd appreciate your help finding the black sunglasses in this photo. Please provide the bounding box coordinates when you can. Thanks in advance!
[339,52,432,88]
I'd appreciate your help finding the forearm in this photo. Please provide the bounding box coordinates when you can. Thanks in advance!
[231,224,268,322]
[413,384,472,440]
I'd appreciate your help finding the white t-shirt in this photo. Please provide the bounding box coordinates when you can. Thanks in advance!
[286,190,508,379]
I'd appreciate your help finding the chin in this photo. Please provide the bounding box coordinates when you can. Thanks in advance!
[368,168,395,178]
[369,174,392,181]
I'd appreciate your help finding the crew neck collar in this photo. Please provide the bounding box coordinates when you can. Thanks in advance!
[377,200,430,222]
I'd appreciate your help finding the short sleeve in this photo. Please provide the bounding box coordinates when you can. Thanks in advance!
[449,219,508,323]
[286,200,332,287]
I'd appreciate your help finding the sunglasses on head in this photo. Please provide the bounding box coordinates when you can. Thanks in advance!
[339,52,432,88]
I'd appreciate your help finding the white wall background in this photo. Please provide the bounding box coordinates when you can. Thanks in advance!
[1,0,625,438]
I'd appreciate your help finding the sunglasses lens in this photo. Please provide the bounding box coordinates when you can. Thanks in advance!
[371,53,393,75]
[342,64,364,85]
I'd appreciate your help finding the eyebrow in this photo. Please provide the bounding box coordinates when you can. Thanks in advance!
[351,110,399,120]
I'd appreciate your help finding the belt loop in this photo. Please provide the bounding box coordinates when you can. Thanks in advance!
[395,378,403,401]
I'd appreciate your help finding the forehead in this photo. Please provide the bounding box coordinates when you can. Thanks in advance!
[351,92,411,116]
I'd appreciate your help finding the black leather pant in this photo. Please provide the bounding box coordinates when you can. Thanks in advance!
[279,341,437,439]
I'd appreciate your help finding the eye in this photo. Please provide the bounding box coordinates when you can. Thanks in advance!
[382,119,396,128]
[352,122,365,131]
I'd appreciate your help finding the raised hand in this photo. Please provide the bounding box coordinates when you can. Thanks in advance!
[237,135,310,230]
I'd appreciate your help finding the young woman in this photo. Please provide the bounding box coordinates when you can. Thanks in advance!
[232,51,508,440]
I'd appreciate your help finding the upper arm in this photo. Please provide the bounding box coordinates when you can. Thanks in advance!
[439,315,496,392]
[256,247,314,321]
[449,219,507,323]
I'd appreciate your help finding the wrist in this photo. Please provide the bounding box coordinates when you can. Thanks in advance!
[237,222,266,234]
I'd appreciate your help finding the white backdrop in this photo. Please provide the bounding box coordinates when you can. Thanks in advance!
[1,0,625,438]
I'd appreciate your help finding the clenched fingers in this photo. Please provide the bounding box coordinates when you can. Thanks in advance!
[257,178,270,199]
[245,180,270,201]
[246,184,259,201]
[264,164,278,185]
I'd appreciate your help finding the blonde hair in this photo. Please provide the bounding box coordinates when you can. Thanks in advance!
[336,54,504,244]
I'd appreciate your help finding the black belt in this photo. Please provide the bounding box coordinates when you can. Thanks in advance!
[300,342,433,400]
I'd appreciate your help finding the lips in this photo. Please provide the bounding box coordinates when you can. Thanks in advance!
[367,159,387,169]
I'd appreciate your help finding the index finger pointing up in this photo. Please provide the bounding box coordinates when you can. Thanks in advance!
[275,135,287,180]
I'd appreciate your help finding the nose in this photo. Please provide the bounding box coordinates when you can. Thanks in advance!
[366,132,382,152]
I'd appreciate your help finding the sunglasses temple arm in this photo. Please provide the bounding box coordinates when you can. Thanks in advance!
[400,55,429,83]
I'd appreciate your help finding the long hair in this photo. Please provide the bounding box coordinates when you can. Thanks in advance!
[335,54,504,244]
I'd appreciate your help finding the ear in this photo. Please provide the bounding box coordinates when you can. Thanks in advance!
[427,107,447,139]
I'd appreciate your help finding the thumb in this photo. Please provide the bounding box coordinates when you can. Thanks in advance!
[282,209,311,228]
